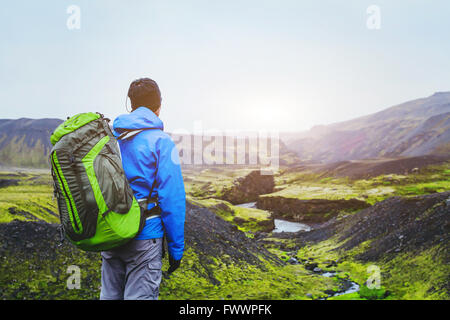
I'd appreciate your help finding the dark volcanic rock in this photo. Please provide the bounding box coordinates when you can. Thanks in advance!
[1,203,280,270]
[0,220,63,257]
[0,202,282,297]
[0,220,101,300]
[183,201,283,284]
[257,218,276,232]
[0,179,19,188]
[221,170,275,204]
[274,192,450,263]
[185,201,280,269]
[257,196,369,223]
[338,192,450,261]
[8,207,41,221]
[232,216,247,225]
[304,262,318,271]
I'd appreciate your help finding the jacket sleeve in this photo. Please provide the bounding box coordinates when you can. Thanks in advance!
[155,136,186,261]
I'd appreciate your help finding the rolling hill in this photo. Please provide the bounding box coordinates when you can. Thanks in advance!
[1,91,449,169]
[282,92,450,163]
[0,118,300,169]
[0,118,63,168]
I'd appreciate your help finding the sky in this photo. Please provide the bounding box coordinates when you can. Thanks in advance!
[0,0,449,132]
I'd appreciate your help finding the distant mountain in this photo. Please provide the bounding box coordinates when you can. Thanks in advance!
[0,118,62,168]
[2,92,449,169]
[0,118,300,169]
[166,133,301,167]
[282,92,450,163]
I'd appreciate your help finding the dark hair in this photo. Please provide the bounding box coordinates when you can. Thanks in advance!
[127,78,162,112]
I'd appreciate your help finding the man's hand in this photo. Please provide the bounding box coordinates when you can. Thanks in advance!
[168,255,181,274]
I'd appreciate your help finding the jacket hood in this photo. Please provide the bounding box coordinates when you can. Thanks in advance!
[112,107,164,137]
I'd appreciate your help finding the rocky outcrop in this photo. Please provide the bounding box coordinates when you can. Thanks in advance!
[0,179,19,188]
[184,201,279,270]
[274,192,450,262]
[337,192,450,261]
[283,92,450,163]
[256,218,275,232]
[267,192,450,300]
[257,196,370,223]
[221,170,275,204]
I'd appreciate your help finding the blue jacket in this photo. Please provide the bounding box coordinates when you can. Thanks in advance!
[112,107,186,261]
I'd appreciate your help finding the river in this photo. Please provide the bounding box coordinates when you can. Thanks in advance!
[235,202,312,233]
[236,202,360,298]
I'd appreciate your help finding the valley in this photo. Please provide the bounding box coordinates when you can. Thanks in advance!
[0,91,449,300]
[0,156,448,300]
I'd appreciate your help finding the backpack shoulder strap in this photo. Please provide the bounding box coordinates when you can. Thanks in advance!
[116,127,160,141]
[118,128,160,210]
[117,129,143,141]
[137,163,159,214]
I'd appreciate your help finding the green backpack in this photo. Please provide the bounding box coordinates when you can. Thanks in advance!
[49,112,154,252]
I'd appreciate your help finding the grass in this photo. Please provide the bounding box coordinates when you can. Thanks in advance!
[187,196,272,233]
[160,247,338,300]
[183,167,251,199]
[0,172,58,223]
[265,163,450,206]
[261,184,361,200]
[0,233,341,300]
[0,161,448,300]
[380,246,450,300]
[291,232,449,300]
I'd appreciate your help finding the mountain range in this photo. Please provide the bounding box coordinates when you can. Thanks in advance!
[0,91,449,168]
[281,92,450,163]
[0,118,62,168]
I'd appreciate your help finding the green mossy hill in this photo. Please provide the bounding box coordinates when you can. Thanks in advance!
[0,220,101,299]
[187,197,274,233]
[0,171,58,224]
[311,155,449,180]
[183,201,281,280]
[1,167,449,300]
[0,202,285,299]
[272,161,449,206]
[0,118,62,168]
[336,192,450,260]
[273,192,450,299]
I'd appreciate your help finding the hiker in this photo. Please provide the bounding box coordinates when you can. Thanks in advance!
[99,78,186,300]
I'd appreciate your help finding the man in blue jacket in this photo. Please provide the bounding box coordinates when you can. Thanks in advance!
[100,78,186,300]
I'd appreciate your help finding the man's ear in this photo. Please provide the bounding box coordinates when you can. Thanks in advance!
[154,107,161,116]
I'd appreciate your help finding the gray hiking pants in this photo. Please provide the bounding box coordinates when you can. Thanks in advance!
[100,238,163,300]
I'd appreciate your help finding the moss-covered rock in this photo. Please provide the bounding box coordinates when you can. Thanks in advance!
[221,170,275,204]
[188,197,274,233]
[257,196,369,223]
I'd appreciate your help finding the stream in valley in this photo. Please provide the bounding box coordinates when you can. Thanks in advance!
[235,202,311,233]
[235,201,360,299]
